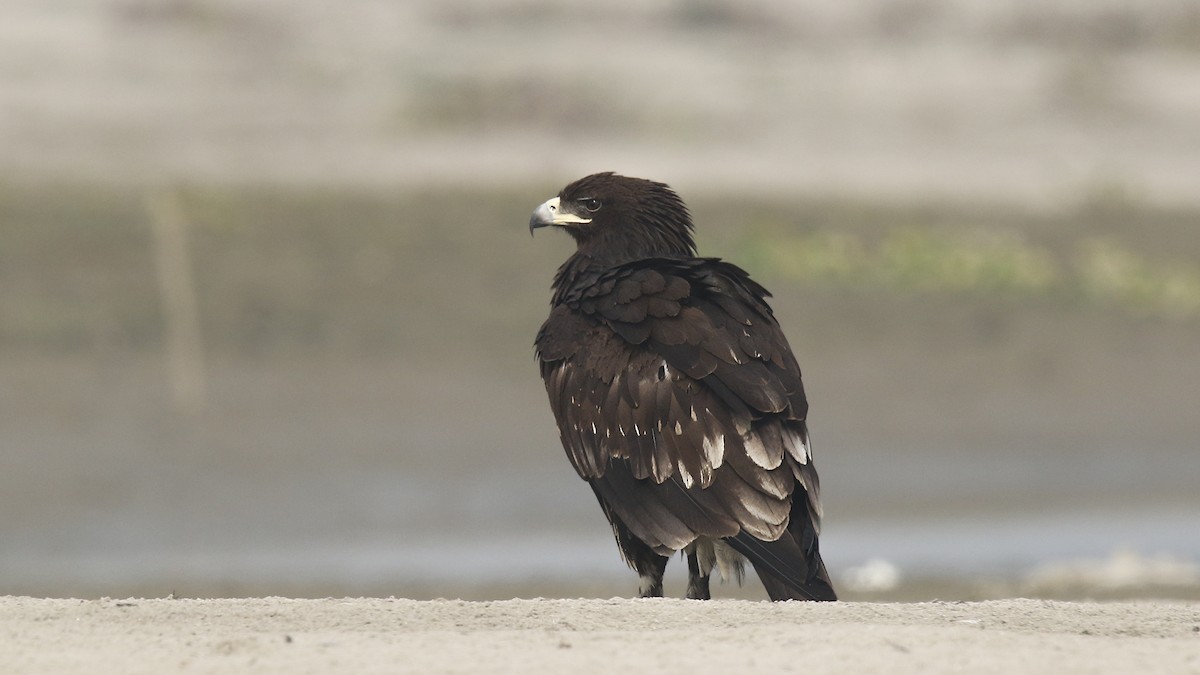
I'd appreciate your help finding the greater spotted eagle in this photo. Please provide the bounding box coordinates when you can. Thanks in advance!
[531,173,836,601]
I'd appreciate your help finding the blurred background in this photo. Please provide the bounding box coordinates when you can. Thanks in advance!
[2,0,1199,601]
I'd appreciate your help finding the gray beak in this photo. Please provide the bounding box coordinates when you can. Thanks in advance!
[528,196,592,236]
[529,197,558,235]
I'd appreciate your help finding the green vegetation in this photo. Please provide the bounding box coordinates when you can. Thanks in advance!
[738,227,1200,320]
[1075,238,1200,319]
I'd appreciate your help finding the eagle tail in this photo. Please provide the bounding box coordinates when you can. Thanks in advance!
[726,499,837,601]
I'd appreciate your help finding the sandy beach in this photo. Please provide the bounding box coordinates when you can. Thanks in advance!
[3,596,1197,674]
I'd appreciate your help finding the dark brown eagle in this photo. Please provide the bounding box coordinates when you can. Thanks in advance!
[531,172,836,601]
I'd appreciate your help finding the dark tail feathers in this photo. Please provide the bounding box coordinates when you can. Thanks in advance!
[726,510,837,601]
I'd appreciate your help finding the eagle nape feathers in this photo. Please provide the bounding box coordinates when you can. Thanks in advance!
[531,172,836,601]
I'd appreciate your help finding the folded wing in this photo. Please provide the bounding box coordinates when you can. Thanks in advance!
[536,259,823,556]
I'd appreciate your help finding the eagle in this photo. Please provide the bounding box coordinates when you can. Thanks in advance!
[531,172,836,601]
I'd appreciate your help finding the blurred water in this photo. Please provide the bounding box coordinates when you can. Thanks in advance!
[4,455,1197,597]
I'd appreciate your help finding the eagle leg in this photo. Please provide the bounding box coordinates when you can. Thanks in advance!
[621,529,668,598]
[593,485,672,598]
[637,556,668,598]
[685,552,711,600]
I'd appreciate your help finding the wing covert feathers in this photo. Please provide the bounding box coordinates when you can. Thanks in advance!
[537,257,829,599]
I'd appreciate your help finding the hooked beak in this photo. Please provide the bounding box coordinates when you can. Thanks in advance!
[529,197,592,236]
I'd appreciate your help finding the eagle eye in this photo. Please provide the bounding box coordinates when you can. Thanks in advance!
[579,198,602,213]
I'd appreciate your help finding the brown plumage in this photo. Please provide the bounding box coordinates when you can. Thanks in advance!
[531,173,836,601]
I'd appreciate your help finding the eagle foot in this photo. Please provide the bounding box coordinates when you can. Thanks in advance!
[686,551,712,599]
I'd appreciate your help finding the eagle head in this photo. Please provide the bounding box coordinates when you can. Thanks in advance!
[530,172,696,263]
